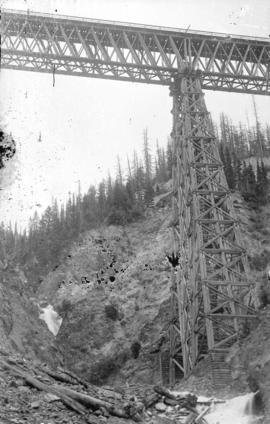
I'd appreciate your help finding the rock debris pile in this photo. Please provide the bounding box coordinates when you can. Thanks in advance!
[0,351,210,424]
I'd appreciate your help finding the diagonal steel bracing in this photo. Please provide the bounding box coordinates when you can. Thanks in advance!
[169,68,258,384]
[1,8,270,95]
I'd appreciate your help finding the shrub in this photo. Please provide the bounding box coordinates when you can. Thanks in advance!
[89,351,129,385]
[107,207,128,225]
[131,341,141,359]
[107,204,143,226]
[79,345,88,354]
[258,280,270,308]
[104,304,119,321]
[58,299,72,316]
[249,250,270,271]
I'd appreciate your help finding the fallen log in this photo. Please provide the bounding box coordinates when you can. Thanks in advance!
[53,384,143,421]
[164,397,178,406]
[197,399,225,405]
[184,412,198,424]
[178,396,198,410]
[52,384,129,418]
[143,392,161,408]
[0,359,96,424]
[154,385,176,399]
[182,406,210,424]
[1,358,144,421]
[153,385,197,409]
[194,407,210,423]
[41,367,80,386]
[96,386,123,402]
[57,366,89,388]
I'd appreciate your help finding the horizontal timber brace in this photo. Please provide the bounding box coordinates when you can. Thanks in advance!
[1,9,270,95]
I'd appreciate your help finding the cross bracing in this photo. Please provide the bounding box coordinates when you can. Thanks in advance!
[1,8,270,95]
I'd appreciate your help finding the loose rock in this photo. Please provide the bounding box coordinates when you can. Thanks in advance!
[155,402,167,412]
[31,400,41,408]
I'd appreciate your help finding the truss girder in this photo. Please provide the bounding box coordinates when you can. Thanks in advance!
[169,70,258,382]
[1,9,270,95]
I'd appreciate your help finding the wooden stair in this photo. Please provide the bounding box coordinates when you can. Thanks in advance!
[160,350,170,385]
[210,350,232,389]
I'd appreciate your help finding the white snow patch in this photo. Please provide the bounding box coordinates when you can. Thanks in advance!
[39,304,62,336]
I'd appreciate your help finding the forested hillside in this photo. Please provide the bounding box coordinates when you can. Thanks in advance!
[1,113,270,287]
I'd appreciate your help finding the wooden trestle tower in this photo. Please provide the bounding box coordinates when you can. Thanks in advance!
[169,67,258,384]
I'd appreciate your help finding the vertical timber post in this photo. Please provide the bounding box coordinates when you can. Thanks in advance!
[169,66,258,386]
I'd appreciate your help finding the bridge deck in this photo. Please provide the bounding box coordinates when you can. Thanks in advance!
[1,8,270,94]
[2,8,269,42]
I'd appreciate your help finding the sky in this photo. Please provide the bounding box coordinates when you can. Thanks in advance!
[0,0,270,229]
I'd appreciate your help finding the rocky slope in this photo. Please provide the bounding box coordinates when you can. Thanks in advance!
[33,192,270,390]
[37,206,173,386]
[221,199,270,422]
[0,263,60,365]
[227,307,270,422]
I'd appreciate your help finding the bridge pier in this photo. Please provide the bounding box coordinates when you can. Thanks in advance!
[169,69,258,386]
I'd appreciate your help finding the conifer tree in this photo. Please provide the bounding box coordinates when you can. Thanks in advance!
[232,151,242,190]
[143,129,152,183]
[241,163,256,201]
[116,155,123,186]
[98,180,107,221]
[156,141,167,182]
[256,160,269,204]
[143,129,154,204]
[252,96,265,158]
[166,138,173,179]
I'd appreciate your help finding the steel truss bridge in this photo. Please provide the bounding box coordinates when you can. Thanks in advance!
[1,9,270,386]
[1,9,270,94]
